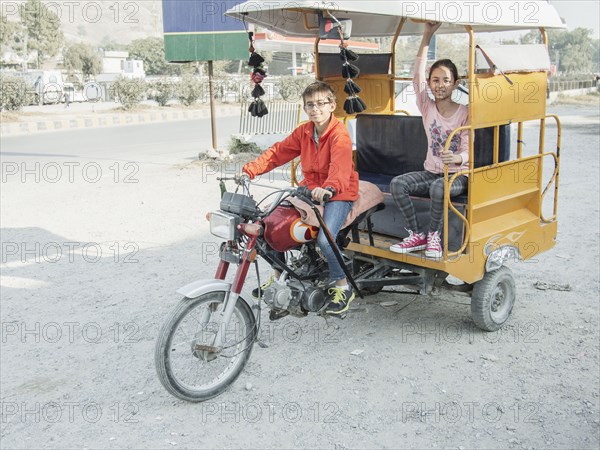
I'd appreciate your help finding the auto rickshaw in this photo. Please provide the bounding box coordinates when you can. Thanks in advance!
[226,0,564,332]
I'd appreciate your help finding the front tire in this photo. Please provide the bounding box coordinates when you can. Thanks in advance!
[471,266,516,331]
[155,291,257,402]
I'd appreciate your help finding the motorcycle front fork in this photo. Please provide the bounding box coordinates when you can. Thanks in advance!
[209,236,259,350]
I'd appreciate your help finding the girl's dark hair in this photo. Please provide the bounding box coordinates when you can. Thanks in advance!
[429,59,459,82]
[302,81,336,103]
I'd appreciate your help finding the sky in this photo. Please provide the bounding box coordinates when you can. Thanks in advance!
[550,0,600,38]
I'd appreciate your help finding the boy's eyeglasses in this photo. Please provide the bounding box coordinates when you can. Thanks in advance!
[304,101,332,109]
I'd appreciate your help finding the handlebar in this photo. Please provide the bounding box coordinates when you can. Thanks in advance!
[219,176,331,204]
[217,175,250,186]
[295,185,332,204]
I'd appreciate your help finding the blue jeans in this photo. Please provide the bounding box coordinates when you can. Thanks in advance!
[316,200,353,282]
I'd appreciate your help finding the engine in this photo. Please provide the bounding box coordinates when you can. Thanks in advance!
[262,279,327,316]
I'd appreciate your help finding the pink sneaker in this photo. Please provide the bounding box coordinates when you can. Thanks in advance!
[390,230,426,254]
[425,231,443,258]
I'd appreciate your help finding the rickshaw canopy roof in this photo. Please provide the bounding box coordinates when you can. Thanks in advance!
[225,1,565,37]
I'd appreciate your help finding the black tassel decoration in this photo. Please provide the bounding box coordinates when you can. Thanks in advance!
[343,96,367,115]
[343,98,354,115]
[248,52,265,67]
[255,98,268,117]
[339,39,366,114]
[246,30,269,118]
[339,47,359,62]
[342,62,360,79]
[248,101,257,116]
[354,96,367,113]
[344,78,362,95]
[248,98,269,118]
[251,84,265,98]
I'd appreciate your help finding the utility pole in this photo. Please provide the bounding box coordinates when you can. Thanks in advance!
[208,60,217,151]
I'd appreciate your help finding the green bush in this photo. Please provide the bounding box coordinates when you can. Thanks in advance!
[112,77,146,110]
[228,137,262,155]
[0,74,29,111]
[148,79,174,106]
[177,74,203,106]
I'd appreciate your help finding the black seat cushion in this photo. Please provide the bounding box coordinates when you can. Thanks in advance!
[357,115,428,179]
[356,114,511,201]
[354,114,510,247]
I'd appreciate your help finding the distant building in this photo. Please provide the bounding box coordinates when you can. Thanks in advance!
[122,59,145,79]
[101,50,129,74]
[100,50,145,79]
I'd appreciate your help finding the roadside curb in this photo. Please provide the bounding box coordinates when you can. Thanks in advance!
[1,106,241,137]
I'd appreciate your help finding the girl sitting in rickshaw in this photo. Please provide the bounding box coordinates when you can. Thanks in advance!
[389,22,470,258]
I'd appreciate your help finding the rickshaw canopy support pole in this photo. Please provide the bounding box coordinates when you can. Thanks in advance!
[517,122,524,159]
[493,125,499,164]
[391,18,406,75]
[314,37,321,79]
[540,28,548,48]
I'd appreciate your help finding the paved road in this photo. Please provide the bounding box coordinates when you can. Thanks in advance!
[1,115,240,166]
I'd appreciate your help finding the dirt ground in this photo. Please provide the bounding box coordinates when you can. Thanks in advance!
[0,102,598,449]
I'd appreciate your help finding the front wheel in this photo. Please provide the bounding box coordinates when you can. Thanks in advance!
[155,291,257,402]
[471,266,516,331]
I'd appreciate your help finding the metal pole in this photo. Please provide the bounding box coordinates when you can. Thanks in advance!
[208,60,217,151]
[292,44,297,76]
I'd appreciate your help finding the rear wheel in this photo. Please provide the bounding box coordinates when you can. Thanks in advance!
[353,260,389,296]
[155,291,257,402]
[471,266,516,331]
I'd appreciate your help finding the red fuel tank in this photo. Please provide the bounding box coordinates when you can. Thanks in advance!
[262,204,319,252]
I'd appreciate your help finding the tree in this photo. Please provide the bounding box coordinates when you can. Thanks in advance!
[521,28,595,74]
[63,43,101,78]
[592,40,600,73]
[0,15,24,53]
[19,0,63,68]
[128,37,178,76]
[99,35,127,52]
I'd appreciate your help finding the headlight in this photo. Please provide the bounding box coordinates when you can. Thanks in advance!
[209,211,240,240]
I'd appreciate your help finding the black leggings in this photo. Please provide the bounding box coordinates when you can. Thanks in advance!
[390,170,468,233]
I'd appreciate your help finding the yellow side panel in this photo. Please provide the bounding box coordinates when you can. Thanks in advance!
[323,76,393,118]
[470,72,547,127]
[469,157,541,212]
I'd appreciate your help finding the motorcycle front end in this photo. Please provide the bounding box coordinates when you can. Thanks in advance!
[155,191,261,402]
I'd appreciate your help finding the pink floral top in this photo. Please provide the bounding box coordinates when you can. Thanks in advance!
[414,56,469,174]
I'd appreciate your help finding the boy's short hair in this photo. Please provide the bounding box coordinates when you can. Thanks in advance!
[302,81,336,104]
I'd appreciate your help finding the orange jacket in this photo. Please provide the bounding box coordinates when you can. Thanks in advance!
[242,115,359,201]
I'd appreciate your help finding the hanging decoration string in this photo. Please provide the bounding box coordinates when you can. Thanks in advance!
[327,9,366,114]
[243,15,268,118]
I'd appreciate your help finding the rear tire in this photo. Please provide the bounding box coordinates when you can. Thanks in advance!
[471,266,516,331]
[361,285,384,296]
[353,260,388,296]
[155,291,256,402]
